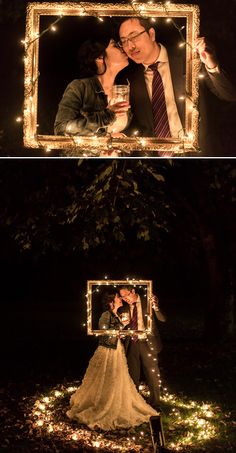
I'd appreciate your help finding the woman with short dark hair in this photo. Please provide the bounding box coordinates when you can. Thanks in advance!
[67,292,157,430]
[54,37,130,136]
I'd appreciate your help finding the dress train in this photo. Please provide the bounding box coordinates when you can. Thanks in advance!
[67,339,157,430]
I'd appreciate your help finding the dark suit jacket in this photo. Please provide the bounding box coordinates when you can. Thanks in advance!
[119,295,165,355]
[117,45,236,155]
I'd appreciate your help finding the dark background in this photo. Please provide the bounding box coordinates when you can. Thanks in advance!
[0,0,236,156]
[38,15,186,135]
[0,158,235,388]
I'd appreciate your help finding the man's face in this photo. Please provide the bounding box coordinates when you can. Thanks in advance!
[119,18,156,64]
[119,288,135,305]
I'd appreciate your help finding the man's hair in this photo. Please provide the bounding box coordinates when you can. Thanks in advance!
[118,285,135,292]
[119,17,153,33]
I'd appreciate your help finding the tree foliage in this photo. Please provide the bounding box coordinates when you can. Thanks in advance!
[0,159,235,259]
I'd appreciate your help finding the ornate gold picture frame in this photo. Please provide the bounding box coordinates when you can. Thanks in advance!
[24,2,200,156]
[87,279,153,336]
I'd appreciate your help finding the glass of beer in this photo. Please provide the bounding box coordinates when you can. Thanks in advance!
[120,312,130,325]
[110,85,130,105]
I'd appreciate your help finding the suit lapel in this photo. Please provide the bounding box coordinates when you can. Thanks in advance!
[168,46,186,126]
[140,294,148,329]
[129,64,154,135]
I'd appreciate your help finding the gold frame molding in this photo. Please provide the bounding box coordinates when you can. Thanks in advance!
[87,279,153,336]
[24,2,200,156]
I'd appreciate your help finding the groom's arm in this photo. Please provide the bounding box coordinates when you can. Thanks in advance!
[151,295,166,322]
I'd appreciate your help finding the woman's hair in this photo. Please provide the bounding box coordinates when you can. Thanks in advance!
[77,36,110,78]
[102,292,116,311]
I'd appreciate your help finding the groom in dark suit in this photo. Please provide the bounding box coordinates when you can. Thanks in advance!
[118,285,166,410]
[117,17,236,155]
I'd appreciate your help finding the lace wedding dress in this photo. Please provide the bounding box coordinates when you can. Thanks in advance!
[67,339,157,430]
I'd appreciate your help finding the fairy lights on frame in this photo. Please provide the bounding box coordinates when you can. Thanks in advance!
[86,279,153,336]
[23,2,201,155]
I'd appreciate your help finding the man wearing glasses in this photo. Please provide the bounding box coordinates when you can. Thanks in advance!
[117,17,236,153]
[118,285,166,411]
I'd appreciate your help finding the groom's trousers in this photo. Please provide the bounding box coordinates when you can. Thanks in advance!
[126,339,160,408]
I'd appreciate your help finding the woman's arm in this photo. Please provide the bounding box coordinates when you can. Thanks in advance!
[98,311,111,330]
[54,80,116,136]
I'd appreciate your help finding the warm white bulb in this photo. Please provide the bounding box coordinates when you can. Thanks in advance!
[54,390,62,397]
[37,420,44,426]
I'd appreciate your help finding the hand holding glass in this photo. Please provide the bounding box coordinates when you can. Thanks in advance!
[109,85,130,116]
[120,312,130,326]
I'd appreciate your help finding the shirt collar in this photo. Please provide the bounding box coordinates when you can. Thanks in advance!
[143,43,168,72]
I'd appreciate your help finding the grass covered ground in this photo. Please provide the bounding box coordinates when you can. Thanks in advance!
[0,339,235,453]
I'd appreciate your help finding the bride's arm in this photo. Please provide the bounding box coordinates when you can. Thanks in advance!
[98,311,111,331]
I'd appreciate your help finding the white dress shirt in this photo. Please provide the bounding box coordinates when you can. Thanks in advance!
[129,295,148,339]
[143,43,183,138]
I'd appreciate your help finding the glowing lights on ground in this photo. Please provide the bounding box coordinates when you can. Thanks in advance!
[28,382,223,452]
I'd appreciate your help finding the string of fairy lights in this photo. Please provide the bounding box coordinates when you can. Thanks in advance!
[16,0,202,155]
[28,382,222,451]
[16,275,224,451]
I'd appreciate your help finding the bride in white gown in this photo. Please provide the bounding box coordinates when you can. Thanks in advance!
[67,292,157,430]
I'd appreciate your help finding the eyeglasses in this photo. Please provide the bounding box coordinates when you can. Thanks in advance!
[118,30,146,48]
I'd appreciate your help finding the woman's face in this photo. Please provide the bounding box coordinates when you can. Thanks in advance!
[113,293,123,309]
[105,39,129,69]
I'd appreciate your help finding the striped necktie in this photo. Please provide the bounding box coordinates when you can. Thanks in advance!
[149,63,171,138]
[130,303,138,330]
[129,303,138,341]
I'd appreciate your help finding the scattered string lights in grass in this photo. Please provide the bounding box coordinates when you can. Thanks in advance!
[26,382,226,452]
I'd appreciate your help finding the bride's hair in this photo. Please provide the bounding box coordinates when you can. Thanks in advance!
[102,292,116,310]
